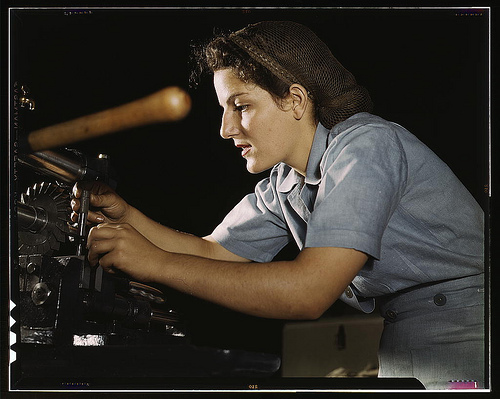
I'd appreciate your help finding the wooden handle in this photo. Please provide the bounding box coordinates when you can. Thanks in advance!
[27,86,191,151]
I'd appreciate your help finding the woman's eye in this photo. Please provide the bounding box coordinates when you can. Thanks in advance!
[234,104,249,112]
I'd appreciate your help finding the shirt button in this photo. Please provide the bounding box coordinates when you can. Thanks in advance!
[385,310,397,319]
[434,294,447,306]
[345,286,354,298]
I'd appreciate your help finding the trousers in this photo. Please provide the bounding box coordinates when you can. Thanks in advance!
[376,273,485,390]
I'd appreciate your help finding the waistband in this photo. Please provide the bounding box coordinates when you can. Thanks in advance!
[377,273,485,322]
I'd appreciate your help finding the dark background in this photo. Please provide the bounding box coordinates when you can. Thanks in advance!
[8,6,490,359]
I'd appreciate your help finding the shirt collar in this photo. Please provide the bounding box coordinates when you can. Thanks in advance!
[277,123,331,192]
[304,123,331,185]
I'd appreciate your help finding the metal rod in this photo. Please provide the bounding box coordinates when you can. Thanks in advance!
[17,150,87,184]
[17,202,49,232]
[76,189,90,256]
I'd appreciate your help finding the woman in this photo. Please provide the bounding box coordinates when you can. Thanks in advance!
[73,21,485,389]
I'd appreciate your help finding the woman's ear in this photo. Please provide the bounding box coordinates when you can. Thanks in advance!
[289,84,311,120]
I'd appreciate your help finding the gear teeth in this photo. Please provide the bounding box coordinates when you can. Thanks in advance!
[33,183,41,196]
[18,182,72,255]
[52,190,65,200]
[46,183,57,196]
[40,182,49,195]
[26,186,34,200]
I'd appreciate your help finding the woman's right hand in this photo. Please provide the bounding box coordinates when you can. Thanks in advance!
[71,181,130,225]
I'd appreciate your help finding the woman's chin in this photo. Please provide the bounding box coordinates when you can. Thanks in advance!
[246,164,273,175]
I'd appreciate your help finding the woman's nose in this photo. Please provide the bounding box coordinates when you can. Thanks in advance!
[220,110,240,139]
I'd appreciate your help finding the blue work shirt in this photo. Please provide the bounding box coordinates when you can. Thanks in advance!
[211,113,484,311]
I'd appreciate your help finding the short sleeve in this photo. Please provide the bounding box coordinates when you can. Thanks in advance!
[211,173,291,262]
[305,123,408,259]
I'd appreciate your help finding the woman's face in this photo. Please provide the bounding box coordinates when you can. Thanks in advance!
[214,68,313,175]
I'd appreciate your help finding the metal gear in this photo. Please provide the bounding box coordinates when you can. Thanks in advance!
[18,182,71,255]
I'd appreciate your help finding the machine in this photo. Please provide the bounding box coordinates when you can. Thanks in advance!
[9,83,281,390]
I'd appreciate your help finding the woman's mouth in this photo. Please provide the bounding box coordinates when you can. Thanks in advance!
[236,144,252,157]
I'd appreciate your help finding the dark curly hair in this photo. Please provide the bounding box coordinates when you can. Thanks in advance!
[191,32,306,110]
[191,22,372,129]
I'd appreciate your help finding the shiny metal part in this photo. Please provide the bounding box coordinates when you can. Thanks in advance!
[20,85,36,110]
[165,324,186,338]
[17,202,49,232]
[151,308,182,325]
[20,327,54,345]
[20,96,36,110]
[129,281,166,304]
[18,254,43,292]
[17,150,87,184]
[18,182,70,255]
[26,262,37,274]
[76,189,90,256]
[31,282,52,305]
[73,334,106,346]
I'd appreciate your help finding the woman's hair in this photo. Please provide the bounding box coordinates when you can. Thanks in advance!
[191,32,293,105]
[191,21,373,129]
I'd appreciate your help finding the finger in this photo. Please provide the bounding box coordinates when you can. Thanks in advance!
[72,183,81,199]
[72,195,106,224]
[73,181,109,199]
[87,238,116,266]
[89,191,117,209]
[96,256,117,274]
[71,209,104,224]
[68,223,77,234]
[87,224,118,242]
[71,198,80,212]
[96,250,124,275]
[71,181,95,197]
[87,223,129,246]
[87,211,105,224]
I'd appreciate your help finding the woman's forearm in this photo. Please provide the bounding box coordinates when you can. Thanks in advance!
[124,206,247,262]
[87,222,367,320]
[150,247,367,320]
[123,206,209,256]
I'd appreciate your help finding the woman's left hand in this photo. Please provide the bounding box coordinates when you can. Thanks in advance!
[86,222,166,283]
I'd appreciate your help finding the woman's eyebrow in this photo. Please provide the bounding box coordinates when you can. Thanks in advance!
[226,92,249,105]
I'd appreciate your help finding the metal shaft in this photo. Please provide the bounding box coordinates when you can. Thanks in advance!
[76,189,90,256]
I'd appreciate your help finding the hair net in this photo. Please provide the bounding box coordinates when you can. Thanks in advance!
[228,21,373,129]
